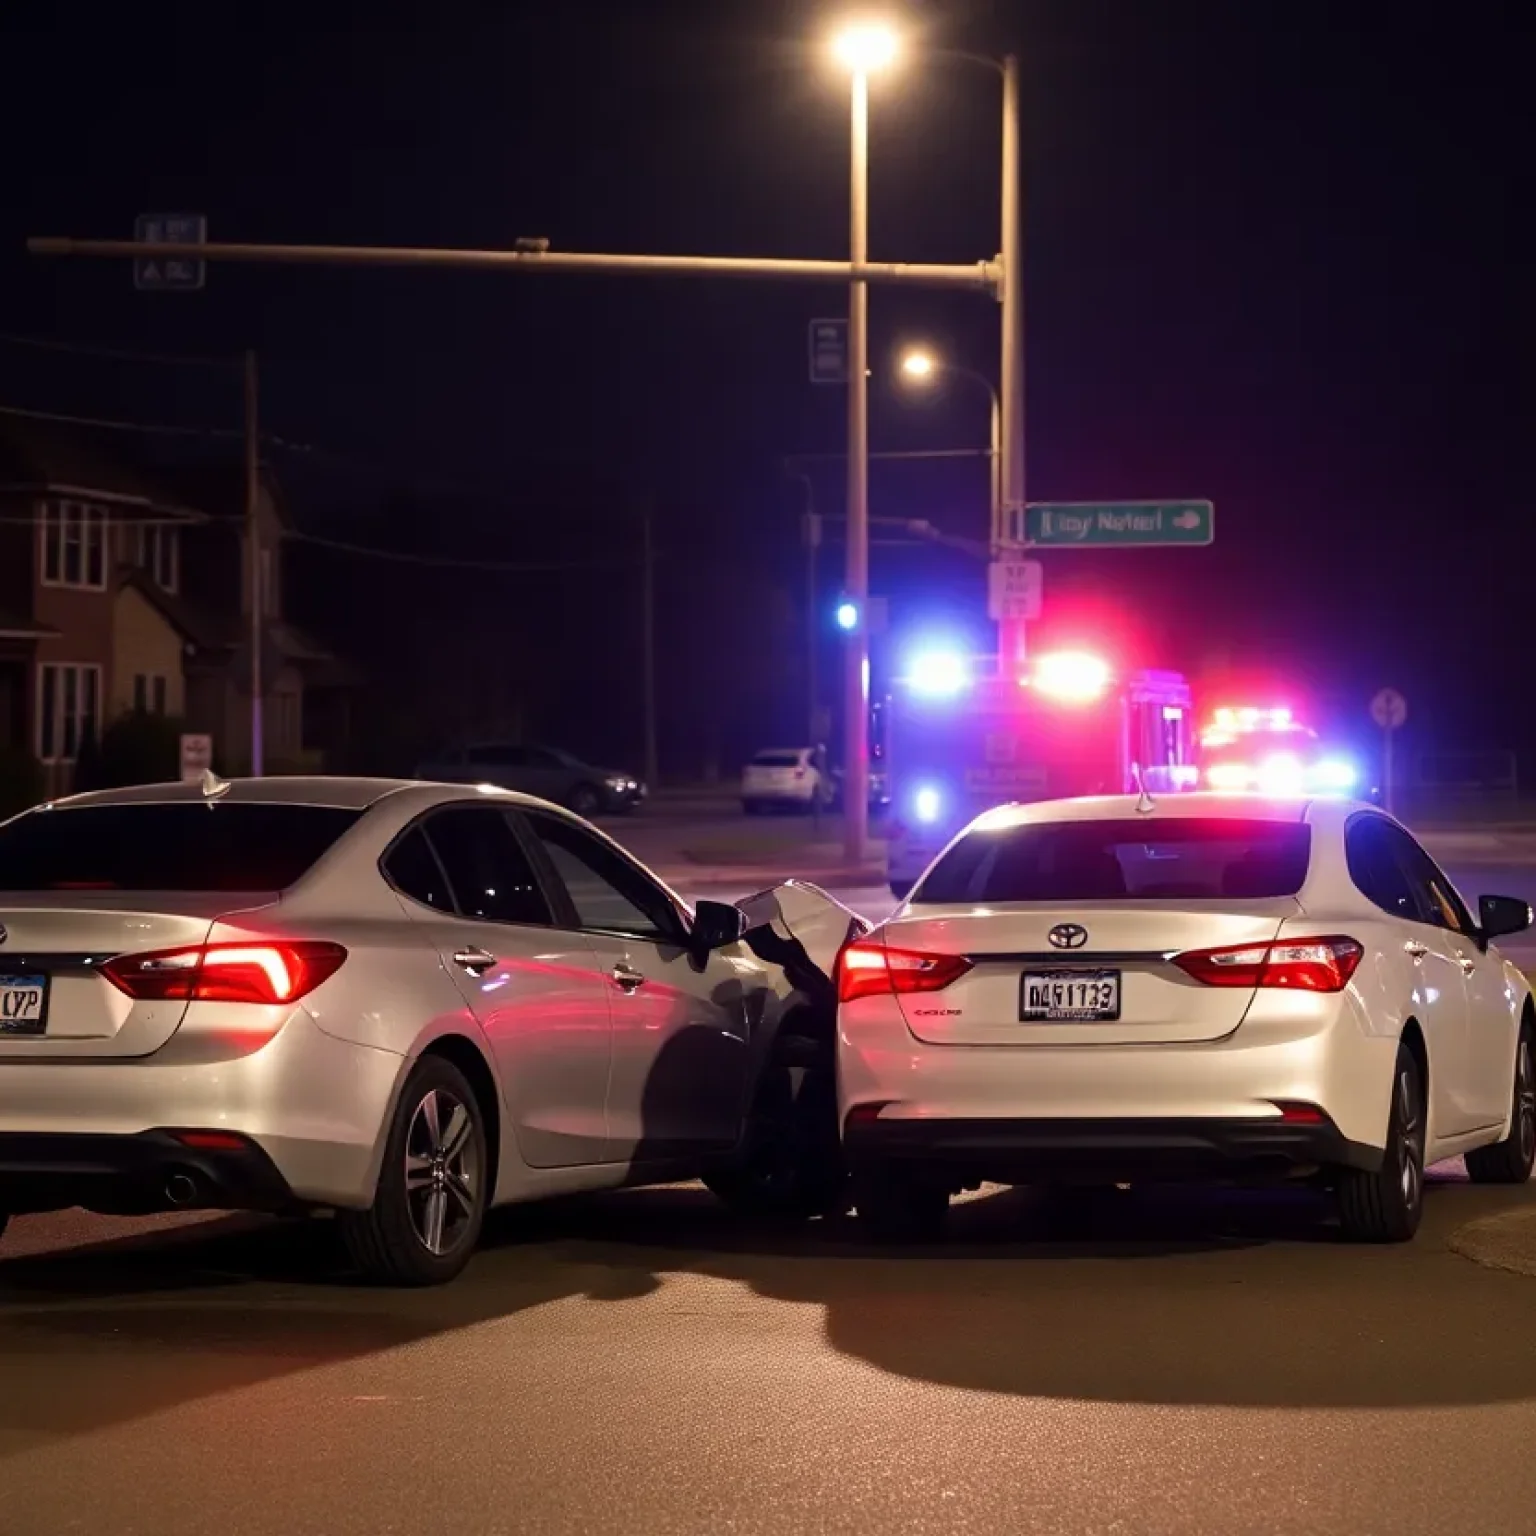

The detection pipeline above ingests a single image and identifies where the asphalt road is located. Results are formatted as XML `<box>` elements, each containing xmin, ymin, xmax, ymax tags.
<box><xmin>8</xmin><ymin>805</ymin><xmax>1536</xmax><ymax>1535</ymax></box>
<box><xmin>6</xmin><ymin>1173</ymin><xmax>1536</xmax><ymax>1536</ymax></box>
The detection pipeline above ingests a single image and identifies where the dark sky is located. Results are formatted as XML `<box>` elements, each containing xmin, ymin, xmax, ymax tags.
<box><xmin>0</xmin><ymin>0</ymin><xmax>1529</xmax><ymax>771</ymax></box>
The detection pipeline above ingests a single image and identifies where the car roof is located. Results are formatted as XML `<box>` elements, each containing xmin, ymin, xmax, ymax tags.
<box><xmin>970</xmin><ymin>792</ymin><xmax>1372</xmax><ymax>831</ymax></box>
<box><xmin>47</xmin><ymin>776</ymin><xmax>550</xmax><ymax>813</ymax></box>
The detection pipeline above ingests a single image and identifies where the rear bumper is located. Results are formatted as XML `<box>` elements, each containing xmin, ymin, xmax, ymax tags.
<box><xmin>844</xmin><ymin>1113</ymin><xmax>1380</xmax><ymax>1185</ymax></box>
<box><xmin>0</xmin><ymin>1129</ymin><xmax>294</xmax><ymax>1216</ymax></box>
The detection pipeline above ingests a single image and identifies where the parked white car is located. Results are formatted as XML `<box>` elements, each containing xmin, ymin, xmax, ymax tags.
<box><xmin>836</xmin><ymin>793</ymin><xmax>1535</xmax><ymax>1244</ymax></box>
<box><xmin>0</xmin><ymin>778</ymin><xmax>864</xmax><ymax>1284</ymax></box>
<box><xmin>741</xmin><ymin>748</ymin><xmax>830</xmax><ymax>814</ymax></box>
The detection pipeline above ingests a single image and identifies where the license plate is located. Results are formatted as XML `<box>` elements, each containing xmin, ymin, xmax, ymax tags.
<box><xmin>1021</xmin><ymin>969</ymin><xmax>1120</xmax><ymax>1022</ymax></box>
<box><xmin>0</xmin><ymin>974</ymin><xmax>48</xmax><ymax>1036</ymax></box>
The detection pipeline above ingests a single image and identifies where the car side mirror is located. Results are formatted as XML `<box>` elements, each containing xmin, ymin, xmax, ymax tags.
<box><xmin>1478</xmin><ymin>893</ymin><xmax>1533</xmax><ymax>944</ymax></box>
<box><xmin>692</xmin><ymin>899</ymin><xmax>748</xmax><ymax>952</ymax></box>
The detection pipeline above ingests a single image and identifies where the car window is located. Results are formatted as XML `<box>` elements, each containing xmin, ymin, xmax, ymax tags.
<box><xmin>423</xmin><ymin>808</ymin><xmax>553</xmax><ymax>926</ymax></box>
<box><xmin>1345</xmin><ymin>818</ymin><xmax>1422</xmax><ymax>922</ymax></box>
<box><xmin>0</xmin><ymin>803</ymin><xmax>359</xmax><ymax>891</ymax></box>
<box><xmin>915</xmin><ymin>818</ymin><xmax>1311</xmax><ymax>904</ymax></box>
<box><xmin>752</xmin><ymin>752</ymin><xmax>804</xmax><ymax>768</ymax></box>
<box><xmin>465</xmin><ymin>745</ymin><xmax>526</xmax><ymax>768</ymax></box>
<box><xmin>524</xmin><ymin>812</ymin><xmax>684</xmax><ymax>942</ymax></box>
<box><xmin>1382</xmin><ymin>822</ymin><xmax>1476</xmax><ymax>935</ymax></box>
<box><xmin>526</xmin><ymin>747</ymin><xmax>566</xmax><ymax>769</ymax></box>
<box><xmin>382</xmin><ymin>826</ymin><xmax>455</xmax><ymax>912</ymax></box>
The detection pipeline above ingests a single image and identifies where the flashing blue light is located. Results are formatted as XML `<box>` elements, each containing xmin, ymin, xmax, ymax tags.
<box><xmin>835</xmin><ymin>600</ymin><xmax>859</xmax><ymax>632</ymax></box>
<box><xmin>913</xmin><ymin>784</ymin><xmax>944</xmax><ymax>824</ymax></box>
<box><xmin>907</xmin><ymin>649</ymin><xmax>970</xmax><ymax>697</ymax></box>
<box><xmin>1312</xmin><ymin>757</ymin><xmax>1359</xmax><ymax>792</ymax></box>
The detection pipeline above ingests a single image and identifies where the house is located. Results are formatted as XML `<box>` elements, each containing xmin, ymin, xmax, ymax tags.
<box><xmin>0</xmin><ymin>415</ymin><xmax>356</xmax><ymax>791</ymax></box>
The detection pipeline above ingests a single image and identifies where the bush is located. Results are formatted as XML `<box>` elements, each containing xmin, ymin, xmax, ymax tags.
<box><xmin>76</xmin><ymin>710</ymin><xmax>185</xmax><ymax>791</ymax></box>
<box><xmin>0</xmin><ymin>742</ymin><xmax>44</xmax><ymax>820</ymax></box>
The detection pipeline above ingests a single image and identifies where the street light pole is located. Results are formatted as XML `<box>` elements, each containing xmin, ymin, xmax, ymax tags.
<box><xmin>997</xmin><ymin>52</ymin><xmax>1026</xmax><ymax>670</ymax></box>
<box><xmin>844</xmin><ymin>65</ymin><xmax>871</xmax><ymax>866</ymax></box>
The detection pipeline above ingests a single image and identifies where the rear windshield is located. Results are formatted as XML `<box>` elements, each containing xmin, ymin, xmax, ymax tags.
<box><xmin>915</xmin><ymin>818</ymin><xmax>1312</xmax><ymax>904</ymax></box>
<box><xmin>751</xmin><ymin>753</ymin><xmax>803</xmax><ymax>768</ymax></box>
<box><xmin>0</xmin><ymin>804</ymin><xmax>361</xmax><ymax>891</ymax></box>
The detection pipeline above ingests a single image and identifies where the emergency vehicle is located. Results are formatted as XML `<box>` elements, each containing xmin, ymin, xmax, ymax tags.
<box><xmin>884</xmin><ymin>648</ymin><xmax>1197</xmax><ymax>897</ymax></box>
<box><xmin>1196</xmin><ymin>706</ymin><xmax>1360</xmax><ymax>796</ymax></box>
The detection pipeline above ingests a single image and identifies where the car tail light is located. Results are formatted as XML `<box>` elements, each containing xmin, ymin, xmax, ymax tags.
<box><xmin>101</xmin><ymin>942</ymin><xmax>348</xmax><ymax>1005</ymax></box>
<box><xmin>1174</xmin><ymin>936</ymin><xmax>1363</xmax><ymax>993</ymax></box>
<box><xmin>170</xmin><ymin>1129</ymin><xmax>253</xmax><ymax>1151</ymax></box>
<box><xmin>1269</xmin><ymin>1101</ymin><xmax>1330</xmax><ymax>1125</ymax></box>
<box><xmin>837</xmin><ymin>939</ymin><xmax>972</xmax><ymax>1003</ymax></box>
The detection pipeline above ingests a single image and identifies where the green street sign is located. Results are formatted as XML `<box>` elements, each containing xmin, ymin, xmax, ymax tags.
<box><xmin>1024</xmin><ymin>500</ymin><xmax>1214</xmax><ymax>547</ymax></box>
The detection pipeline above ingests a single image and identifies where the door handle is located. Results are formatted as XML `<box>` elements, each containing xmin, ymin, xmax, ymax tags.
<box><xmin>453</xmin><ymin>948</ymin><xmax>497</xmax><ymax>977</ymax></box>
<box><xmin>1404</xmin><ymin>940</ymin><xmax>1429</xmax><ymax>959</ymax></box>
<box><xmin>611</xmin><ymin>963</ymin><xmax>646</xmax><ymax>992</ymax></box>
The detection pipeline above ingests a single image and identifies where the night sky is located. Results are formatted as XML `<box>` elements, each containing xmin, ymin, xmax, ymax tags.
<box><xmin>0</xmin><ymin>0</ymin><xmax>1527</xmax><ymax>777</ymax></box>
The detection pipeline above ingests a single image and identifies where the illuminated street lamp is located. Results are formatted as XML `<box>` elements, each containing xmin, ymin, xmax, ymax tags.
<box><xmin>830</xmin><ymin>17</ymin><xmax>899</xmax><ymax>864</ymax></box>
<box><xmin>898</xmin><ymin>346</ymin><xmax>1002</xmax><ymax>546</ymax></box>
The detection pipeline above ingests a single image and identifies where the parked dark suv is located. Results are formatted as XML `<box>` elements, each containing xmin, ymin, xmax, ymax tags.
<box><xmin>414</xmin><ymin>743</ymin><xmax>646</xmax><ymax>816</ymax></box>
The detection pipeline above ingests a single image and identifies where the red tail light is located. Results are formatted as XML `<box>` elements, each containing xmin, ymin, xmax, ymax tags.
<box><xmin>102</xmin><ymin>942</ymin><xmax>347</xmax><ymax>1005</ymax></box>
<box><xmin>837</xmin><ymin>939</ymin><xmax>972</xmax><ymax>1004</ymax></box>
<box><xmin>1174</xmin><ymin>936</ymin><xmax>1363</xmax><ymax>993</ymax></box>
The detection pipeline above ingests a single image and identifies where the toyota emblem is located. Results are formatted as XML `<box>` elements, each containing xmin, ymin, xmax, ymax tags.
<box><xmin>1048</xmin><ymin>923</ymin><xmax>1088</xmax><ymax>950</ymax></box>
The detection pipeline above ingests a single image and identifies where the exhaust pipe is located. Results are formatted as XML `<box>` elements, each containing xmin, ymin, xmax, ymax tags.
<box><xmin>165</xmin><ymin>1173</ymin><xmax>199</xmax><ymax>1208</ymax></box>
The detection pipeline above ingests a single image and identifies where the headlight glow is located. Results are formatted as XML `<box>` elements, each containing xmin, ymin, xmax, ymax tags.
<box><xmin>907</xmin><ymin>650</ymin><xmax>970</xmax><ymax>697</ymax></box>
<box><xmin>913</xmin><ymin>784</ymin><xmax>943</xmax><ymax>824</ymax></box>
<box><xmin>1311</xmin><ymin>758</ymin><xmax>1358</xmax><ymax>792</ymax></box>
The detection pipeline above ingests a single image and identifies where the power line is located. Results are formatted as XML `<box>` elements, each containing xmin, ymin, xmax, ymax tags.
<box><xmin>0</xmin><ymin>332</ymin><xmax>233</xmax><ymax>369</ymax></box>
<box><xmin>0</xmin><ymin>402</ymin><xmax>240</xmax><ymax>439</ymax></box>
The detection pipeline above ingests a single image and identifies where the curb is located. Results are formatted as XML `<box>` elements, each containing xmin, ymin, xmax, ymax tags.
<box><xmin>1447</xmin><ymin>1207</ymin><xmax>1536</xmax><ymax>1278</ymax></box>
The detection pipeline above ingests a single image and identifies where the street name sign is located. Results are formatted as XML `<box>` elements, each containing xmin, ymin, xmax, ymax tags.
<box><xmin>1024</xmin><ymin>500</ymin><xmax>1214</xmax><ymax>547</ymax></box>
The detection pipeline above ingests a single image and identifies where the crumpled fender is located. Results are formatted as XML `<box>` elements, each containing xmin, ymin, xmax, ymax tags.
<box><xmin>735</xmin><ymin>879</ymin><xmax>870</xmax><ymax>1010</ymax></box>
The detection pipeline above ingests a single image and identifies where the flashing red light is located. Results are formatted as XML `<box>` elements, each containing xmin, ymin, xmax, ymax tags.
<box><xmin>102</xmin><ymin>941</ymin><xmax>347</xmax><ymax>1005</ymax></box>
<box><xmin>1028</xmin><ymin>650</ymin><xmax>1111</xmax><ymax>703</ymax></box>
<box><xmin>1174</xmin><ymin>936</ymin><xmax>1363</xmax><ymax>993</ymax></box>
<box><xmin>837</xmin><ymin>939</ymin><xmax>973</xmax><ymax>1004</ymax></box>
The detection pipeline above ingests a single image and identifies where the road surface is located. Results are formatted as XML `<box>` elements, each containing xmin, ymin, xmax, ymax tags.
<box><xmin>6</xmin><ymin>1174</ymin><xmax>1536</xmax><ymax>1536</ymax></box>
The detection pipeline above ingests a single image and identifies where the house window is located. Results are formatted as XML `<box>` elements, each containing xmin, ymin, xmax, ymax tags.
<box><xmin>40</xmin><ymin>502</ymin><xmax>108</xmax><ymax>590</ymax></box>
<box><xmin>37</xmin><ymin>663</ymin><xmax>102</xmax><ymax>762</ymax></box>
<box><xmin>133</xmin><ymin>674</ymin><xmax>169</xmax><ymax>715</ymax></box>
<box><xmin>135</xmin><ymin>522</ymin><xmax>179</xmax><ymax>592</ymax></box>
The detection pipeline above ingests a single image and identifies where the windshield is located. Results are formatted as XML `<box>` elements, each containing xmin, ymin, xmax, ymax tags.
<box><xmin>0</xmin><ymin>803</ymin><xmax>362</xmax><ymax>891</ymax></box>
<box><xmin>915</xmin><ymin>817</ymin><xmax>1312</xmax><ymax>904</ymax></box>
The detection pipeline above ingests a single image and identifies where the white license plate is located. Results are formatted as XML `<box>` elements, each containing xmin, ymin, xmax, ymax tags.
<box><xmin>0</xmin><ymin>975</ymin><xmax>48</xmax><ymax>1036</ymax></box>
<box><xmin>1021</xmin><ymin>970</ymin><xmax>1120</xmax><ymax>1022</ymax></box>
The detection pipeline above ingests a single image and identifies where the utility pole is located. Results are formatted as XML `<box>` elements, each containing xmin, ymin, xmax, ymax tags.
<box><xmin>244</xmin><ymin>348</ymin><xmax>263</xmax><ymax>777</ymax></box>
<box><xmin>640</xmin><ymin>502</ymin><xmax>658</xmax><ymax>791</ymax></box>
<box><xmin>996</xmin><ymin>52</ymin><xmax>1027</xmax><ymax>672</ymax></box>
<box><xmin>843</xmin><ymin>65</ymin><xmax>872</xmax><ymax>866</ymax></box>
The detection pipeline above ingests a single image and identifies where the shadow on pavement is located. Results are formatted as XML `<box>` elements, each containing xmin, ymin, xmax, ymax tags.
<box><xmin>3</xmin><ymin>1170</ymin><xmax>1536</xmax><ymax>1454</ymax></box>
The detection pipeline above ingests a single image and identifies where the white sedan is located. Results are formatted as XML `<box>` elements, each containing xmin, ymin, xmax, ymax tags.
<box><xmin>836</xmin><ymin>793</ymin><xmax>1535</xmax><ymax>1243</ymax></box>
<box><xmin>0</xmin><ymin>777</ymin><xmax>862</xmax><ymax>1284</ymax></box>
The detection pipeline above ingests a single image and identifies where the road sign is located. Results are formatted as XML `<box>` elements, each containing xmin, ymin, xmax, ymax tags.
<box><xmin>179</xmin><ymin>733</ymin><xmax>213</xmax><ymax>784</ymax></box>
<box><xmin>1371</xmin><ymin>688</ymin><xmax>1407</xmax><ymax>731</ymax></box>
<box><xmin>987</xmin><ymin>556</ymin><xmax>1043</xmax><ymax>621</ymax></box>
<box><xmin>135</xmin><ymin>213</ymin><xmax>207</xmax><ymax>291</ymax></box>
<box><xmin>808</xmin><ymin>318</ymin><xmax>848</xmax><ymax>384</ymax></box>
<box><xmin>1023</xmin><ymin>500</ymin><xmax>1214</xmax><ymax>547</ymax></box>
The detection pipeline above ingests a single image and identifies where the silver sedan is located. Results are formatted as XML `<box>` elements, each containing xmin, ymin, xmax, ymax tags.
<box><xmin>0</xmin><ymin>777</ymin><xmax>861</xmax><ymax>1283</ymax></box>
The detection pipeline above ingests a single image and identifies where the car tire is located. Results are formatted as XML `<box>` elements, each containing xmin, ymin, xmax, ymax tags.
<box><xmin>1337</xmin><ymin>1043</ymin><xmax>1425</xmax><ymax>1243</ymax></box>
<box><xmin>338</xmin><ymin>1056</ymin><xmax>489</xmax><ymax>1286</ymax></box>
<box><xmin>567</xmin><ymin>784</ymin><xmax>603</xmax><ymax>818</ymax></box>
<box><xmin>888</xmin><ymin>880</ymin><xmax>913</xmax><ymax>901</ymax></box>
<box><xmin>1465</xmin><ymin>1021</ymin><xmax>1536</xmax><ymax>1184</ymax></box>
<box><xmin>853</xmin><ymin>1163</ymin><xmax>949</xmax><ymax>1243</ymax></box>
<box><xmin>703</xmin><ymin>1035</ymin><xmax>847</xmax><ymax>1222</ymax></box>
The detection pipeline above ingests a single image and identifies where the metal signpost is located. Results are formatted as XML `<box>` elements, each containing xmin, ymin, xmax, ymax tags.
<box><xmin>1371</xmin><ymin>687</ymin><xmax>1407</xmax><ymax>814</ymax></box>
<box><xmin>1022</xmin><ymin>500</ymin><xmax>1215</xmax><ymax>548</ymax></box>
<box><xmin>133</xmin><ymin>214</ymin><xmax>207</xmax><ymax>291</ymax></box>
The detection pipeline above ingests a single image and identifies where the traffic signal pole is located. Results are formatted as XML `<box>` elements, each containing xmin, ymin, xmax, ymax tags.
<box><xmin>996</xmin><ymin>52</ymin><xmax>1027</xmax><ymax>674</ymax></box>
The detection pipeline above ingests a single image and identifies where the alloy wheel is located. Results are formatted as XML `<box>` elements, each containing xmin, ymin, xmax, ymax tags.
<box><xmin>404</xmin><ymin>1087</ymin><xmax>480</xmax><ymax>1256</ymax></box>
<box><xmin>1397</xmin><ymin>1064</ymin><xmax>1425</xmax><ymax>1210</ymax></box>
